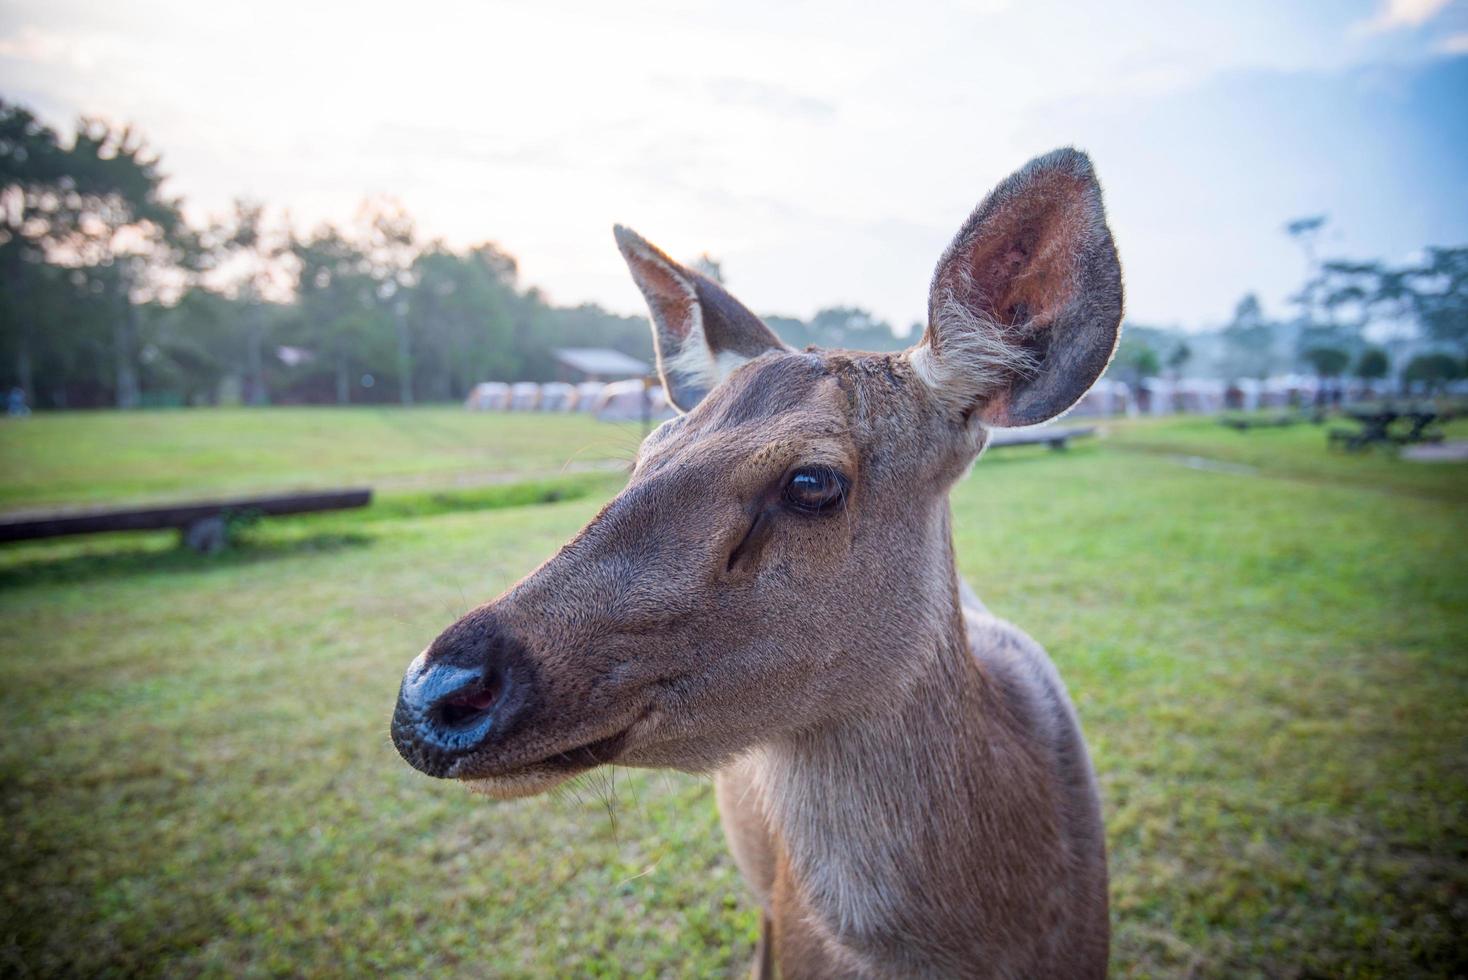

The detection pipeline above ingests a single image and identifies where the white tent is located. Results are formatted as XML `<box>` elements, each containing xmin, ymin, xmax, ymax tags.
<box><xmin>1139</xmin><ymin>378</ymin><xmax>1173</xmax><ymax>415</ymax></box>
<box><xmin>1261</xmin><ymin>374</ymin><xmax>1316</xmax><ymax>408</ymax></box>
<box><xmin>593</xmin><ymin>379</ymin><xmax>676</xmax><ymax>422</ymax></box>
<box><xmin>1070</xmin><ymin>379</ymin><xmax>1133</xmax><ymax>417</ymax></box>
<box><xmin>538</xmin><ymin>382</ymin><xmax>576</xmax><ymax>412</ymax></box>
<box><xmin>464</xmin><ymin>382</ymin><xmax>510</xmax><ymax>411</ymax></box>
<box><xmin>574</xmin><ymin>381</ymin><xmax>605</xmax><ymax>412</ymax></box>
<box><xmin>509</xmin><ymin>382</ymin><xmax>541</xmax><ymax>411</ymax></box>
<box><xmin>1174</xmin><ymin>378</ymin><xmax>1226</xmax><ymax>414</ymax></box>
<box><xmin>1228</xmin><ymin>378</ymin><xmax>1262</xmax><ymax>412</ymax></box>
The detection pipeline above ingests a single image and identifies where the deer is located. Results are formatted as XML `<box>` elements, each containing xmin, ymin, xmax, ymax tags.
<box><xmin>391</xmin><ymin>147</ymin><xmax>1122</xmax><ymax>978</ymax></box>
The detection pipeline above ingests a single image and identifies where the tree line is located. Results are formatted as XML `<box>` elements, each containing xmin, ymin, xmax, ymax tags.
<box><xmin>0</xmin><ymin>98</ymin><xmax>912</xmax><ymax>410</ymax></box>
<box><xmin>4</xmin><ymin>95</ymin><xmax>1462</xmax><ymax>410</ymax></box>
<box><xmin>1108</xmin><ymin>215</ymin><xmax>1467</xmax><ymax>393</ymax></box>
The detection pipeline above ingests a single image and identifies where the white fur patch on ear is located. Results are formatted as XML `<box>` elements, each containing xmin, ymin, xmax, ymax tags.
<box><xmin>906</xmin><ymin>286</ymin><xmax>1040</xmax><ymax>419</ymax></box>
<box><xmin>615</xmin><ymin>223</ymin><xmax>783</xmax><ymax>412</ymax></box>
<box><xmin>659</xmin><ymin>303</ymin><xmax>710</xmax><ymax>389</ymax></box>
<box><xmin>664</xmin><ymin>342</ymin><xmax>753</xmax><ymax>397</ymax></box>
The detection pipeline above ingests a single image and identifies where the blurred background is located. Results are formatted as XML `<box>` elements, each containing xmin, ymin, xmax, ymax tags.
<box><xmin>1</xmin><ymin>1</ymin><xmax>1464</xmax><ymax>976</ymax></box>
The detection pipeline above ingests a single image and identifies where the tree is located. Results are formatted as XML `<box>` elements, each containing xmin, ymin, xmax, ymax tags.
<box><xmin>763</xmin><ymin>315</ymin><xmax>806</xmax><ymax>346</ymax></box>
<box><xmin>1314</xmin><ymin>259</ymin><xmax>1417</xmax><ymax>346</ymax></box>
<box><xmin>1354</xmin><ymin>347</ymin><xmax>1389</xmax><ymax>381</ymax></box>
<box><xmin>135</xmin><ymin>287</ymin><xmax>241</xmax><ymax>405</ymax></box>
<box><xmin>1402</xmin><ymin>353</ymin><xmax>1463</xmax><ymax>393</ymax></box>
<box><xmin>1309</xmin><ymin>248</ymin><xmax>1468</xmax><ymax>389</ymax></box>
<box><xmin>690</xmin><ymin>253</ymin><xmax>724</xmax><ymax>285</ymax></box>
<box><xmin>409</xmin><ymin>243</ymin><xmax>521</xmax><ymax>398</ymax></box>
<box><xmin>1302</xmin><ymin>346</ymin><xmax>1349</xmax><ymax>378</ymax></box>
<box><xmin>773</xmin><ymin>306</ymin><xmax>907</xmax><ymax>351</ymax></box>
<box><xmin>195</xmin><ymin>200</ymin><xmax>293</xmax><ymax>404</ymax></box>
<box><xmin>356</xmin><ymin>199</ymin><xmax>420</xmax><ymax>404</ymax></box>
<box><xmin>1110</xmin><ymin>335</ymin><xmax>1160</xmax><ymax>388</ymax></box>
<box><xmin>1285</xmin><ymin>215</ymin><xmax>1327</xmax><ymax>325</ymax></box>
<box><xmin>1410</xmin><ymin>246</ymin><xmax>1468</xmax><ymax>355</ymax></box>
<box><xmin>0</xmin><ymin>100</ymin><xmax>72</xmax><ymax>401</ymax></box>
<box><xmin>1221</xmin><ymin>294</ymin><xmax>1276</xmax><ymax>380</ymax></box>
<box><xmin>46</xmin><ymin>118</ymin><xmax>188</xmax><ymax>407</ymax></box>
<box><xmin>1166</xmin><ymin>340</ymin><xmax>1191</xmax><ymax>378</ymax></box>
<box><xmin>518</xmin><ymin>300</ymin><xmax>653</xmax><ymax>381</ymax></box>
<box><xmin>1284</xmin><ymin>215</ymin><xmax>1327</xmax><ymax>264</ymax></box>
<box><xmin>292</xmin><ymin>224</ymin><xmax>391</xmax><ymax>404</ymax></box>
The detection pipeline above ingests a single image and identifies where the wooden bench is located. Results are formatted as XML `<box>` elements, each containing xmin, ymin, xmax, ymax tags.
<box><xmin>987</xmin><ymin>425</ymin><xmax>1096</xmax><ymax>451</ymax></box>
<box><xmin>0</xmin><ymin>489</ymin><xmax>373</xmax><ymax>553</ymax></box>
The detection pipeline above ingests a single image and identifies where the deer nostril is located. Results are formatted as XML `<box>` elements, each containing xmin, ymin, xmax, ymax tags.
<box><xmin>393</xmin><ymin>623</ymin><xmax>538</xmax><ymax>774</ymax></box>
<box><xmin>434</xmin><ymin>671</ymin><xmax>503</xmax><ymax>729</ymax></box>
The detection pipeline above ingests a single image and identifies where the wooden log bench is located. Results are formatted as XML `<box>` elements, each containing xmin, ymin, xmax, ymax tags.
<box><xmin>0</xmin><ymin>489</ymin><xmax>373</xmax><ymax>553</ymax></box>
<box><xmin>987</xmin><ymin>425</ymin><xmax>1096</xmax><ymax>451</ymax></box>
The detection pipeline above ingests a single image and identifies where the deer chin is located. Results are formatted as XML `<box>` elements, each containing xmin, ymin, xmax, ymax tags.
<box><xmin>462</xmin><ymin>767</ymin><xmax>581</xmax><ymax>800</ymax></box>
<box><xmin>454</xmin><ymin>715</ymin><xmax>646</xmax><ymax>798</ymax></box>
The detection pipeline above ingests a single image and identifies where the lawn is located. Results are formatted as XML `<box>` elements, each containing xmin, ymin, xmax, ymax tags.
<box><xmin>0</xmin><ymin>407</ymin><xmax>644</xmax><ymax>512</ymax></box>
<box><xmin>1</xmin><ymin>408</ymin><xmax>1465</xmax><ymax>977</ymax></box>
<box><xmin>1107</xmin><ymin>413</ymin><xmax>1468</xmax><ymax>504</ymax></box>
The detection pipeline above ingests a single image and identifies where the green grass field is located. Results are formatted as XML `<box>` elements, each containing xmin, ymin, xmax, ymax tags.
<box><xmin>0</xmin><ymin>407</ymin><xmax>643</xmax><ymax>511</ymax></box>
<box><xmin>1</xmin><ymin>409</ymin><xmax>1465</xmax><ymax>977</ymax></box>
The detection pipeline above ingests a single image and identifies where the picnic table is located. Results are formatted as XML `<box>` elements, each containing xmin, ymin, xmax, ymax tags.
<box><xmin>1328</xmin><ymin>409</ymin><xmax>1448</xmax><ymax>453</ymax></box>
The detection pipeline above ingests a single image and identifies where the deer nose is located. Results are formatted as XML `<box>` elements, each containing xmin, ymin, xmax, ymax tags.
<box><xmin>390</xmin><ymin>616</ymin><xmax>533</xmax><ymax>777</ymax></box>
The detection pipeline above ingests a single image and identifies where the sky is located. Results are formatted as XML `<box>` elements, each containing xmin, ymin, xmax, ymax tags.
<box><xmin>2</xmin><ymin>0</ymin><xmax>1466</xmax><ymax>333</ymax></box>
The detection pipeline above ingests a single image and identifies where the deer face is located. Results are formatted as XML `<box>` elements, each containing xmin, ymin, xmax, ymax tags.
<box><xmin>391</xmin><ymin>148</ymin><xmax>1123</xmax><ymax>798</ymax></box>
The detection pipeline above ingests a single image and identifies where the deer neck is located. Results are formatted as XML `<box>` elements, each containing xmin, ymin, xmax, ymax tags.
<box><xmin>753</xmin><ymin>502</ymin><xmax>1062</xmax><ymax>963</ymax></box>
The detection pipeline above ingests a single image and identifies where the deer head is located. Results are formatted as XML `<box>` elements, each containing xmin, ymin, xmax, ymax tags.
<box><xmin>391</xmin><ymin>147</ymin><xmax>1123</xmax><ymax>798</ymax></box>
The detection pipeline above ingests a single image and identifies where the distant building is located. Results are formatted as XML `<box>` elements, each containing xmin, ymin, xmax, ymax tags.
<box><xmin>551</xmin><ymin>348</ymin><xmax>650</xmax><ymax>382</ymax></box>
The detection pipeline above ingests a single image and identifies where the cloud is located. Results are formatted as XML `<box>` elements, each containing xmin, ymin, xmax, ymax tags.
<box><xmin>1351</xmin><ymin>0</ymin><xmax>1454</xmax><ymax>35</ymax></box>
<box><xmin>1436</xmin><ymin>30</ymin><xmax>1468</xmax><ymax>51</ymax></box>
<box><xmin>4</xmin><ymin>0</ymin><xmax>1463</xmax><ymax>329</ymax></box>
<box><xmin>701</xmin><ymin>78</ymin><xmax>836</xmax><ymax>121</ymax></box>
<box><xmin>0</xmin><ymin>25</ymin><xmax>93</xmax><ymax>68</ymax></box>
<box><xmin>1025</xmin><ymin>54</ymin><xmax>1468</xmax><ymax>328</ymax></box>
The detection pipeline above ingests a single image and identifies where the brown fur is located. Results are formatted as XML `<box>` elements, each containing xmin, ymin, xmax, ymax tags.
<box><xmin>392</xmin><ymin>147</ymin><xmax>1125</xmax><ymax>977</ymax></box>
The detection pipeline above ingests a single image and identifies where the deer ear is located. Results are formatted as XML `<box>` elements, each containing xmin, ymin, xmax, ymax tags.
<box><xmin>614</xmin><ymin>225</ymin><xmax>788</xmax><ymax>412</ymax></box>
<box><xmin>910</xmin><ymin>147</ymin><xmax>1123</xmax><ymax>428</ymax></box>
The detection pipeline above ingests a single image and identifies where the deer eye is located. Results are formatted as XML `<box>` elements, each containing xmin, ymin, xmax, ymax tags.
<box><xmin>782</xmin><ymin>466</ymin><xmax>847</xmax><ymax>513</ymax></box>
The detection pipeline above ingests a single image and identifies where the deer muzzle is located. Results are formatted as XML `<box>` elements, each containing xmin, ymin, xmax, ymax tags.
<box><xmin>389</xmin><ymin>610</ymin><xmax>538</xmax><ymax>779</ymax></box>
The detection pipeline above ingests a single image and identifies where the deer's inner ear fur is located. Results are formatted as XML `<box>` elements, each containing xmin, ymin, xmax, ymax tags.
<box><xmin>614</xmin><ymin>225</ymin><xmax>787</xmax><ymax>413</ymax></box>
<box><xmin>911</xmin><ymin>147</ymin><xmax>1124</xmax><ymax>428</ymax></box>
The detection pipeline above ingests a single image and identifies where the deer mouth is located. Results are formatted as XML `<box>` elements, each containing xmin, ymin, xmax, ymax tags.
<box><xmin>455</xmin><ymin>725</ymin><xmax>636</xmax><ymax>798</ymax></box>
<box><xmin>390</xmin><ymin>639</ymin><xmax>658</xmax><ymax>796</ymax></box>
